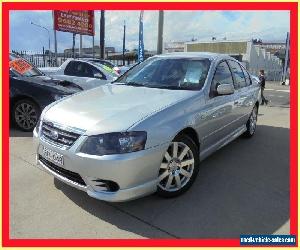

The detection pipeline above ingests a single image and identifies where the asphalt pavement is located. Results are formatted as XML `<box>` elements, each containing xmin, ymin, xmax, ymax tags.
<box><xmin>9</xmin><ymin>82</ymin><xmax>290</xmax><ymax>239</ymax></box>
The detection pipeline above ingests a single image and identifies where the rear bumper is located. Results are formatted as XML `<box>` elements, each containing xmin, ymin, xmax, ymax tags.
<box><xmin>34</xmin><ymin>128</ymin><xmax>168</xmax><ymax>202</ymax></box>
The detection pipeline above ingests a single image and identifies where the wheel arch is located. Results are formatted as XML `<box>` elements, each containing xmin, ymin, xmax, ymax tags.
<box><xmin>174</xmin><ymin>127</ymin><xmax>200</xmax><ymax>151</ymax></box>
<box><xmin>11</xmin><ymin>95</ymin><xmax>41</xmax><ymax>110</ymax></box>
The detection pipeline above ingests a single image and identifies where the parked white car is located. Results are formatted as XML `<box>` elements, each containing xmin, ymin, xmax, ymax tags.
<box><xmin>39</xmin><ymin>58</ymin><xmax>119</xmax><ymax>90</ymax></box>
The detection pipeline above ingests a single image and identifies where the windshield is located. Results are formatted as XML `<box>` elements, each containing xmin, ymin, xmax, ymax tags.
<box><xmin>9</xmin><ymin>54</ymin><xmax>43</xmax><ymax>77</ymax></box>
<box><xmin>114</xmin><ymin>57</ymin><xmax>211</xmax><ymax>90</ymax></box>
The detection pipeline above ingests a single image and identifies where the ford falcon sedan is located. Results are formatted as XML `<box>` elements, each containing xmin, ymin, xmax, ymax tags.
<box><xmin>33</xmin><ymin>52</ymin><xmax>260</xmax><ymax>202</ymax></box>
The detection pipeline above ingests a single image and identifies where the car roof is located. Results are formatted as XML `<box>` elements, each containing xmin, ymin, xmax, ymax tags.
<box><xmin>154</xmin><ymin>52</ymin><xmax>234</xmax><ymax>61</ymax></box>
<box><xmin>76</xmin><ymin>58</ymin><xmax>108</xmax><ymax>62</ymax></box>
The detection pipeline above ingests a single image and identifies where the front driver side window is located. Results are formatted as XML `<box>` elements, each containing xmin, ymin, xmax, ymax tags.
<box><xmin>210</xmin><ymin>61</ymin><xmax>234</xmax><ymax>97</ymax></box>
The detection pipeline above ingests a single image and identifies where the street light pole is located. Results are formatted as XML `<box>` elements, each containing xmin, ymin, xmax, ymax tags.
<box><xmin>100</xmin><ymin>10</ymin><xmax>105</xmax><ymax>59</ymax></box>
<box><xmin>30</xmin><ymin>21</ymin><xmax>51</xmax><ymax>55</ymax></box>
<box><xmin>122</xmin><ymin>20</ymin><xmax>126</xmax><ymax>66</ymax></box>
<box><xmin>157</xmin><ymin>10</ymin><xmax>164</xmax><ymax>55</ymax></box>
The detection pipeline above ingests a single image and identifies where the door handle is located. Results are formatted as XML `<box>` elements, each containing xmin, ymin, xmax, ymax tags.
<box><xmin>234</xmin><ymin>100</ymin><xmax>239</xmax><ymax>105</ymax></box>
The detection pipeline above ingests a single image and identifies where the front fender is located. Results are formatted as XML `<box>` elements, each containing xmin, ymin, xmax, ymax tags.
<box><xmin>130</xmin><ymin>93</ymin><xmax>205</xmax><ymax>149</ymax></box>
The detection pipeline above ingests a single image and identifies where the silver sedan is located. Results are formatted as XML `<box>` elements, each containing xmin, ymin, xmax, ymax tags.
<box><xmin>33</xmin><ymin>52</ymin><xmax>260</xmax><ymax>202</ymax></box>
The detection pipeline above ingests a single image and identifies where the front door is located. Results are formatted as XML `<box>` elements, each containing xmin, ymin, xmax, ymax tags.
<box><xmin>199</xmin><ymin>60</ymin><xmax>238</xmax><ymax>153</ymax></box>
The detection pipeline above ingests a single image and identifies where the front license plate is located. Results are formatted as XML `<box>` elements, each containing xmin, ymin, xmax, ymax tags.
<box><xmin>42</xmin><ymin>146</ymin><xmax>64</xmax><ymax>166</ymax></box>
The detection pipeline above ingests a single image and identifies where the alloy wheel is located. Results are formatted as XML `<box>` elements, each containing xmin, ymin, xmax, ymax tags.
<box><xmin>249</xmin><ymin>107</ymin><xmax>258</xmax><ymax>135</ymax></box>
<box><xmin>158</xmin><ymin>141</ymin><xmax>195</xmax><ymax>192</ymax></box>
<box><xmin>14</xmin><ymin>102</ymin><xmax>38</xmax><ymax>130</ymax></box>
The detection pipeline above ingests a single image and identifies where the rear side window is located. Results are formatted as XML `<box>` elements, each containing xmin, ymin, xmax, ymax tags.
<box><xmin>65</xmin><ymin>61</ymin><xmax>93</xmax><ymax>77</ymax></box>
<box><xmin>210</xmin><ymin>61</ymin><xmax>234</xmax><ymax>97</ymax></box>
<box><xmin>241</xmin><ymin>67</ymin><xmax>252</xmax><ymax>86</ymax></box>
<box><xmin>228</xmin><ymin>60</ymin><xmax>246</xmax><ymax>89</ymax></box>
<box><xmin>90</xmin><ymin>66</ymin><xmax>106</xmax><ymax>80</ymax></box>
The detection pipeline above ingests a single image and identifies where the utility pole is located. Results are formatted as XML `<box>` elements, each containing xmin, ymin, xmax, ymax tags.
<box><xmin>92</xmin><ymin>11</ymin><xmax>95</xmax><ymax>59</ymax></box>
<box><xmin>122</xmin><ymin>20</ymin><xmax>126</xmax><ymax>65</ymax></box>
<box><xmin>92</xmin><ymin>35</ymin><xmax>95</xmax><ymax>58</ymax></box>
<box><xmin>53</xmin><ymin>29</ymin><xmax>57</xmax><ymax>66</ymax></box>
<box><xmin>157</xmin><ymin>10</ymin><xmax>164</xmax><ymax>54</ymax></box>
<box><xmin>52</xmin><ymin>11</ymin><xmax>58</xmax><ymax>66</ymax></box>
<box><xmin>72</xmin><ymin>33</ymin><xmax>76</xmax><ymax>58</ymax></box>
<box><xmin>100</xmin><ymin>10</ymin><xmax>105</xmax><ymax>59</ymax></box>
<box><xmin>79</xmin><ymin>34</ymin><xmax>83</xmax><ymax>58</ymax></box>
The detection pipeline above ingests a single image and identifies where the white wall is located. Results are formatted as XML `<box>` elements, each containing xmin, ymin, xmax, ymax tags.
<box><xmin>247</xmin><ymin>43</ymin><xmax>282</xmax><ymax>81</ymax></box>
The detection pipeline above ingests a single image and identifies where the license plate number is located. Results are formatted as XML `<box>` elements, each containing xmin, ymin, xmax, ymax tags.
<box><xmin>42</xmin><ymin>146</ymin><xmax>64</xmax><ymax>166</ymax></box>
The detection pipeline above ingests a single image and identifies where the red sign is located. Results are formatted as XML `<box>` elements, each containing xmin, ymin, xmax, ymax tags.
<box><xmin>53</xmin><ymin>10</ymin><xmax>94</xmax><ymax>36</ymax></box>
<box><xmin>9</xmin><ymin>58</ymin><xmax>33</xmax><ymax>75</ymax></box>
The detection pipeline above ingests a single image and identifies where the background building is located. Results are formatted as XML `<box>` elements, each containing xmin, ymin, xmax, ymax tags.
<box><xmin>164</xmin><ymin>42</ymin><xmax>185</xmax><ymax>53</ymax></box>
<box><xmin>184</xmin><ymin>40</ymin><xmax>284</xmax><ymax>80</ymax></box>
<box><xmin>64</xmin><ymin>46</ymin><xmax>116</xmax><ymax>57</ymax></box>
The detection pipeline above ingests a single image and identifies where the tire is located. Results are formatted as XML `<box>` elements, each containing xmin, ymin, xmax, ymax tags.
<box><xmin>13</xmin><ymin>99</ymin><xmax>40</xmax><ymax>132</ymax></box>
<box><xmin>243</xmin><ymin>105</ymin><xmax>258</xmax><ymax>138</ymax></box>
<box><xmin>157</xmin><ymin>134</ymin><xmax>200</xmax><ymax>198</ymax></box>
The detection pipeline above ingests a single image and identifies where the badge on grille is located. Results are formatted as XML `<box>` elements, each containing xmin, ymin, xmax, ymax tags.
<box><xmin>49</xmin><ymin>130</ymin><xmax>59</xmax><ymax>140</ymax></box>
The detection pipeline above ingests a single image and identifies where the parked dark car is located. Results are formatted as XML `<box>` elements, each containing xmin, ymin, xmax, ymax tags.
<box><xmin>9</xmin><ymin>53</ymin><xmax>82</xmax><ymax>131</ymax></box>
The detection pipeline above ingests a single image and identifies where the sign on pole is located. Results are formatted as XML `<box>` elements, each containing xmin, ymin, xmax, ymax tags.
<box><xmin>138</xmin><ymin>11</ymin><xmax>145</xmax><ymax>62</ymax></box>
<box><xmin>53</xmin><ymin>10</ymin><xmax>95</xmax><ymax>36</ymax></box>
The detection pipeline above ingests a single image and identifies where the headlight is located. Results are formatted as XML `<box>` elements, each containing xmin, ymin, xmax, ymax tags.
<box><xmin>80</xmin><ymin>131</ymin><xmax>147</xmax><ymax>156</ymax></box>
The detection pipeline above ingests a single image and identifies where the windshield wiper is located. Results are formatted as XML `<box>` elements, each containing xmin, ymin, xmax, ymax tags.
<box><xmin>114</xmin><ymin>81</ymin><xmax>145</xmax><ymax>87</ymax></box>
<box><xmin>147</xmin><ymin>85</ymin><xmax>200</xmax><ymax>90</ymax></box>
<box><xmin>126</xmin><ymin>82</ymin><xmax>145</xmax><ymax>87</ymax></box>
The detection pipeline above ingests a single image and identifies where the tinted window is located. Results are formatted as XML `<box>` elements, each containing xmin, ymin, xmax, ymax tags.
<box><xmin>65</xmin><ymin>61</ymin><xmax>94</xmax><ymax>77</ymax></box>
<box><xmin>90</xmin><ymin>66</ymin><xmax>106</xmax><ymax>79</ymax></box>
<box><xmin>64</xmin><ymin>61</ymin><xmax>78</xmax><ymax>76</ymax></box>
<box><xmin>228</xmin><ymin>60</ymin><xmax>246</xmax><ymax>89</ymax></box>
<box><xmin>210</xmin><ymin>61</ymin><xmax>234</xmax><ymax>97</ymax></box>
<box><xmin>242</xmin><ymin>67</ymin><xmax>252</xmax><ymax>86</ymax></box>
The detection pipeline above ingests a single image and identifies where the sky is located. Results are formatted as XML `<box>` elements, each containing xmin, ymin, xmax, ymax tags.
<box><xmin>10</xmin><ymin>10</ymin><xmax>290</xmax><ymax>53</ymax></box>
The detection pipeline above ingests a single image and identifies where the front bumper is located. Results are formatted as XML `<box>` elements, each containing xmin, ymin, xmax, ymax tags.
<box><xmin>33</xmin><ymin>129</ymin><xmax>168</xmax><ymax>202</ymax></box>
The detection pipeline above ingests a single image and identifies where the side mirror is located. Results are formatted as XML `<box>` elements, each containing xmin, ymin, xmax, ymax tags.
<box><xmin>216</xmin><ymin>83</ymin><xmax>234</xmax><ymax>95</ymax></box>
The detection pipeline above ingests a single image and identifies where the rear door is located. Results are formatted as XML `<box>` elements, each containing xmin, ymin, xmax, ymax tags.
<box><xmin>227</xmin><ymin>60</ymin><xmax>254</xmax><ymax>126</ymax></box>
<box><xmin>201</xmin><ymin>60</ymin><xmax>237</xmax><ymax>151</ymax></box>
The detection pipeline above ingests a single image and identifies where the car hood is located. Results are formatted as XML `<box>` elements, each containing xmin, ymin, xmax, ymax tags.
<box><xmin>23</xmin><ymin>75</ymin><xmax>83</xmax><ymax>93</ymax></box>
<box><xmin>44</xmin><ymin>84</ymin><xmax>196</xmax><ymax>134</ymax></box>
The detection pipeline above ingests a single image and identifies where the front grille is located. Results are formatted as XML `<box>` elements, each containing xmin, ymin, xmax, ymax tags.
<box><xmin>39</xmin><ymin>155</ymin><xmax>86</xmax><ymax>186</ymax></box>
<box><xmin>41</xmin><ymin>121</ymin><xmax>82</xmax><ymax>148</ymax></box>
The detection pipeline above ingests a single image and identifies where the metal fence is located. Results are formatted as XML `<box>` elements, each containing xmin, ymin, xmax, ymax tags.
<box><xmin>11</xmin><ymin>50</ymin><xmax>138</xmax><ymax>68</ymax></box>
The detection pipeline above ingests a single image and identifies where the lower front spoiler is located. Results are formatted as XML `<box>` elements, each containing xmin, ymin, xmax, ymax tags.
<box><xmin>37</xmin><ymin>158</ymin><xmax>158</xmax><ymax>202</ymax></box>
